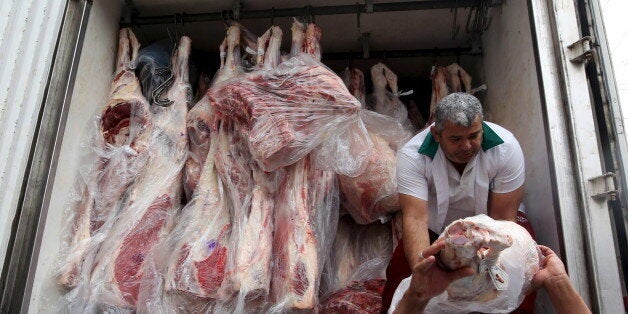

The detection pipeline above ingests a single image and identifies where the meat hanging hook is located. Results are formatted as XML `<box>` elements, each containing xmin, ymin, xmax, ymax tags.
<box><xmin>349</xmin><ymin>50</ymin><xmax>353</xmax><ymax>67</ymax></box>
<box><xmin>221</xmin><ymin>10</ymin><xmax>232</xmax><ymax>27</ymax></box>
<box><xmin>270</xmin><ymin>7</ymin><xmax>275</xmax><ymax>26</ymax></box>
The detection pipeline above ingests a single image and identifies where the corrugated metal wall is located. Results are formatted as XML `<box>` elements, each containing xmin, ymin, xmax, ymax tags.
<box><xmin>0</xmin><ymin>0</ymin><xmax>66</xmax><ymax>274</ymax></box>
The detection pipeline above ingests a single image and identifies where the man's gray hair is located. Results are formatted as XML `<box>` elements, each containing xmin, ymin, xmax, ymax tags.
<box><xmin>433</xmin><ymin>92</ymin><xmax>483</xmax><ymax>131</ymax></box>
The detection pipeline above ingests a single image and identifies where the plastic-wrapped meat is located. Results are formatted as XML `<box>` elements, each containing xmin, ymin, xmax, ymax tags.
<box><xmin>337</xmin><ymin>108</ymin><xmax>410</xmax><ymax>224</ymax></box>
<box><xmin>270</xmin><ymin>158</ymin><xmax>320</xmax><ymax>310</ymax></box>
<box><xmin>209</xmin><ymin>56</ymin><xmax>365</xmax><ymax>173</ymax></box>
<box><xmin>208</xmin><ymin>22</ymin><xmax>367</xmax><ymax>175</ymax></box>
<box><xmin>160</xmin><ymin>130</ymin><xmax>232</xmax><ymax>303</ymax></box>
<box><xmin>184</xmin><ymin>25</ymin><xmax>248</xmax><ymax>199</ymax></box>
<box><xmin>321</xmin><ymin>216</ymin><xmax>392</xmax><ymax>295</ymax></box>
<box><xmin>84</xmin><ymin>35</ymin><xmax>191</xmax><ymax>309</ymax></box>
<box><xmin>427</xmin><ymin>215</ymin><xmax>540</xmax><ymax>313</ymax></box>
<box><xmin>229</xmin><ymin>26</ymin><xmax>283</xmax><ymax>312</ymax></box>
<box><xmin>319</xmin><ymin>279</ymin><xmax>386</xmax><ymax>314</ymax></box>
<box><xmin>58</xmin><ymin>28</ymin><xmax>154</xmax><ymax>289</ymax></box>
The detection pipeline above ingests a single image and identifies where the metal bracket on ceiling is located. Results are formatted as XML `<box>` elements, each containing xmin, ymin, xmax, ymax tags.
<box><xmin>233</xmin><ymin>0</ymin><xmax>244</xmax><ymax>21</ymax></box>
<box><xmin>365</xmin><ymin>0</ymin><xmax>373</xmax><ymax>13</ymax></box>
<box><xmin>588</xmin><ymin>172</ymin><xmax>618</xmax><ymax>201</ymax></box>
<box><xmin>121</xmin><ymin>0</ymin><xmax>139</xmax><ymax>26</ymax></box>
<box><xmin>360</xmin><ymin>32</ymin><xmax>370</xmax><ymax>59</ymax></box>
<box><xmin>568</xmin><ymin>36</ymin><xmax>596</xmax><ymax>64</ymax></box>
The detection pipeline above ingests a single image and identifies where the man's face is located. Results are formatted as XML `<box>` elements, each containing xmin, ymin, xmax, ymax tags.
<box><xmin>431</xmin><ymin>118</ymin><xmax>483</xmax><ymax>165</ymax></box>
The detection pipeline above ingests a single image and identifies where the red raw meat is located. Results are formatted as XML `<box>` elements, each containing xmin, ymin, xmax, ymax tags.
<box><xmin>319</xmin><ymin>279</ymin><xmax>386</xmax><ymax>314</ymax></box>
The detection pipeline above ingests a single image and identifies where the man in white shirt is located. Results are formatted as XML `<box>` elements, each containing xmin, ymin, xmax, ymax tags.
<box><xmin>381</xmin><ymin>93</ymin><xmax>532</xmax><ymax>312</ymax></box>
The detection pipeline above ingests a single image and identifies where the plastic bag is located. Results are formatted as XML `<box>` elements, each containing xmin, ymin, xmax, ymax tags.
<box><xmin>318</xmin><ymin>216</ymin><xmax>392</xmax><ymax>313</ymax></box>
<box><xmin>208</xmin><ymin>53</ymin><xmax>368</xmax><ymax>175</ymax></box>
<box><xmin>390</xmin><ymin>214</ymin><xmax>540</xmax><ymax>313</ymax></box>
<box><xmin>136</xmin><ymin>39</ymin><xmax>174</xmax><ymax>105</ymax></box>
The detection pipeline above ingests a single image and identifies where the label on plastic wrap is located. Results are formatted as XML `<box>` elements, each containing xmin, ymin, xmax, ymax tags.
<box><xmin>479</xmin><ymin>261</ymin><xmax>509</xmax><ymax>291</ymax></box>
<box><xmin>246</xmin><ymin>46</ymin><xmax>258</xmax><ymax>55</ymax></box>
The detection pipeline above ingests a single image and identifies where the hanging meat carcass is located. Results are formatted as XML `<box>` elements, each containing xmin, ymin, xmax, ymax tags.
<box><xmin>58</xmin><ymin>28</ymin><xmax>154</xmax><ymax>289</ymax></box>
<box><xmin>369</xmin><ymin>63</ymin><xmax>415</xmax><ymax>133</ymax></box>
<box><xmin>269</xmin><ymin>22</ymin><xmax>339</xmax><ymax>312</ymax></box>
<box><xmin>184</xmin><ymin>24</ymin><xmax>256</xmax><ymax>199</ymax></box>
<box><xmin>427</xmin><ymin>62</ymin><xmax>473</xmax><ymax>124</ymax></box>
<box><xmin>157</xmin><ymin>27</ymin><xmax>252</xmax><ymax>305</ymax></box>
<box><xmin>208</xmin><ymin>21</ymin><xmax>368</xmax><ymax>175</ymax></box>
<box><xmin>229</xmin><ymin>26</ymin><xmax>282</xmax><ymax>312</ymax></box>
<box><xmin>338</xmin><ymin>66</ymin><xmax>410</xmax><ymax>225</ymax></box>
<box><xmin>86</xmin><ymin>35</ymin><xmax>192</xmax><ymax>309</ymax></box>
<box><xmin>342</xmin><ymin>67</ymin><xmax>366</xmax><ymax>107</ymax></box>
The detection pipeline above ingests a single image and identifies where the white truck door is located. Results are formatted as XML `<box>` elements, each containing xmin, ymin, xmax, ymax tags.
<box><xmin>528</xmin><ymin>0</ymin><xmax>624</xmax><ymax>312</ymax></box>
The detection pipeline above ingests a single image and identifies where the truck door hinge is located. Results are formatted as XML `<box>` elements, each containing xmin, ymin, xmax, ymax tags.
<box><xmin>567</xmin><ymin>36</ymin><xmax>596</xmax><ymax>63</ymax></box>
<box><xmin>588</xmin><ymin>172</ymin><xmax>618</xmax><ymax>201</ymax></box>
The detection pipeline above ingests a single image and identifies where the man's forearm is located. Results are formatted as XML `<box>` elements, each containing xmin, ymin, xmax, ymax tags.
<box><xmin>545</xmin><ymin>275</ymin><xmax>591</xmax><ymax>314</ymax></box>
<box><xmin>402</xmin><ymin>215</ymin><xmax>431</xmax><ymax>267</ymax></box>
<box><xmin>393</xmin><ymin>290</ymin><xmax>429</xmax><ymax>314</ymax></box>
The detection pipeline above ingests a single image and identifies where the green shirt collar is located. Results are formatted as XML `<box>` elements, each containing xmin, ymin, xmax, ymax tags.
<box><xmin>418</xmin><ymin>122</ymin><xmax>504</xmax><ymax>158</ymax></box>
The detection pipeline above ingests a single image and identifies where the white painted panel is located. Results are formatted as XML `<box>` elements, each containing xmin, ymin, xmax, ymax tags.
<box><xmin>482</xmin><ymin>3</ymin><xmax>559</xmax><ymax>310</ymax></box>
<box><xmin>27</xmin><ymin>1</ymin><xmax>123</xmax><ymax>312</ymax></box>
<box><xmin>482</xmin><ymin>0</ymin><xmax>558</xmax><ymax>247</ymax></box>
<box><xmin>0</xmin><ymin>0</ymin><xmax>66</xmax><ymax>276</ymax></box>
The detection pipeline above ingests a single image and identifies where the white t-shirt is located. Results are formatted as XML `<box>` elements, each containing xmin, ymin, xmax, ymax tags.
<box><xmin>396</xmin><ymin>121</ymin><xmax>525</xmax><ymax>233</ymax></box>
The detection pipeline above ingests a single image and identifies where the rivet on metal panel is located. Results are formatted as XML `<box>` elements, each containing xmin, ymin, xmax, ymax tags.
<box><xmin>588</xmin><ymin>172</ymin><xmax>618</xmax><ymax>201</ymax></box>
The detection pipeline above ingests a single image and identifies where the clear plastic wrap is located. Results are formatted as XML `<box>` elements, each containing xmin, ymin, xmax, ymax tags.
<box><xmin>57</xmin><ymin>32</ymin><xmax>192</xmax><ymax>312</ymax></box>
<box><xmin>57</xmin><ymin>28</ymin><xmax>155</xmax><ymax>292</ymax></box>
<box><xmin>337</xmin><ymin>109</ymin><xmax>411</xmax><ymax>224</ymax></box>
<box><xmin>141</xmin><ymin>131</ymin><xmax>232</xmax><ymax>313</ymax></box>
<box><xmin>390</xmin><ymin>214</ymin><xmax>540</xmax><ymax>313</ymax></box>
<box><xmin>184</xmin><ymin>25</ymin><xmax>251</xmax><ymax>200</ymax></box>
<box><xmin>136</xmin><ymin>39</ymin><xmax>174</xmax><ymax>105</ymax></box>
<box><xmin>208</xmin><ymin>53</ymin><xmax>368</xmax><ymax>175</ymax></box>
<box><xmin>368</xmin><ymin>63</ymin><xmax>415</xmax><ymax>134</ymax></box>
<box><xmin>319</xmin><ymin>216</ymin><xmax>392</xmax><ymax>313</ymax></box>
<box><xmin>269</xmin><ymin>157</ymin><xmax>339</xmax><ymax>312</ymax></box>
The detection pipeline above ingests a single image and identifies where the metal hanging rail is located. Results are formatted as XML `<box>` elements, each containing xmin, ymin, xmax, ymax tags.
<box><xmin>121</xmin><ymin>0</ymin><xmax>502</xmax><ymax>26</ymax></box>
<box><xmin>322</xmin><ymin>47</ymin><xmax>476</xmax><ymax>60</ymax></box>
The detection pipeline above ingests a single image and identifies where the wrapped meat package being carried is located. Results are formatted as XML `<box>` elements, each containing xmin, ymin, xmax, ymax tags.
<box><xmin>390</xmin><ymin>214</ymin><xmax>540</xmax><ymax>313</ymax></box>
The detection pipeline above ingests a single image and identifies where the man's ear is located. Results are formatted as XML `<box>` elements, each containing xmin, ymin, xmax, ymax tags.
<box><xmin>430</xmin><ymin>126</ymin><xmax>440</xmax><ymax>143</ymax></box>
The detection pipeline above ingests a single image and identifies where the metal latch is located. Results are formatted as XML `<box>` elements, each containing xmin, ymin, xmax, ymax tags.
<box><xmin>588</xmin><ymin>172</ymin><xmax>618</xmax><ymax>201</ymax></box>
<box><xmin>567</xmin><ymin>36</ymin><xmax>595</xmax><ymax>63</ymax></box>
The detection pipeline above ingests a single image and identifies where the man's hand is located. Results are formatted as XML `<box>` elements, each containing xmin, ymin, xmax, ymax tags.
<box><xmin>531</xmin><ymin>245</ymin><xmax>568</xmax><ymax>290</ymax></box>
<box><xmin>394</xmin><ymin>241</ymin><xmax>475</xmax><ymax>313</ymax></box>
<box><xmin>408</xmin><ymin>240</ymin><xmax>476</xmax><ymax>301</ymax></box>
